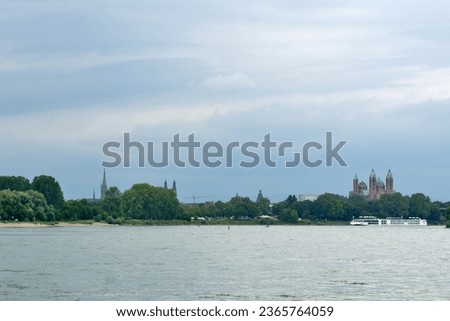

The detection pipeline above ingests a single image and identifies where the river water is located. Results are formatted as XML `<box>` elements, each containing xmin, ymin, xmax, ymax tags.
<box><xmin>0</xmin><ymin>225</ymin><xmax>449</xmax><ymax>300</ymax></box>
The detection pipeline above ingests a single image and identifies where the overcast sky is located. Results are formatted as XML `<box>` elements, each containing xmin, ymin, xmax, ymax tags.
<box><xmin>1</xmin><ymin>0</ymin><xmax>450</xmax><ymax>202</ymax></box>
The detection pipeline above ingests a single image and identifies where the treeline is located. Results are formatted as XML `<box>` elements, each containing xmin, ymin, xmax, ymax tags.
<box><xmin>0</xmin><ymin>175</ymin><xmax>182</xmax><ymax>223</ymax></box>
<box><xmin>182</xmin><ymin>192</ymin><xmax>447</xmax><ymax>224</ymax></box>
<box><xmin>1</xmin><ymin>175</ymin><xmax>449</xmax><ymax>225</ymax></box>
<box><xmin>0</xmin><ymin>176</ymin><xmax>63</xmax><ymax>221</ymax></box>
<box><xmin>272</xmin><ymin>193</ymin><xmax>445</xmax><ymax>223</ymax></box>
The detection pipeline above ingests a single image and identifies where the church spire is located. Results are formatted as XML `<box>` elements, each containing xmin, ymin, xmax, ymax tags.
<box><xmin>386</xmin><ymin>169</ymin><xmax>393</xmax><ymax>179</ymax></box>
<box><xmin>386</xmin><ymin>169</ymin><xmax>394</xmax><ymax>194</ymax></box>
<box><xmin>171</xmin><ymin>180</ymin><xmax>177</xmax><ymax>196</ymax></box>
<box><xmin>368</xmin><ymin>169</ymin><xmax>377</xmax><ymax>200</ymax></box>
<box><xmin>257</xmin><ymin>190</ymin><xmax>264</xmax><ymax>202</ymax></box>
<box><xmin>100</xmin><ymin>169</ymin><xmax>107</xmax><ymax>200</ymax></box>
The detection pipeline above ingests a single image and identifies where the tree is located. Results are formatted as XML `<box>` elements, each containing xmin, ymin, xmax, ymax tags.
<box><xmin>102</xmin><ymin>186</ymin><xmax>122</xmax><ymax>218</ymax></box>
<box><xmin>0</xmin><ymin>189</ymin><xmax>54</xmax><ymax>221</ymax></box>
<box><xmin>378</xmin><ymin>193</ymin><xmax>409</xmax><ymax>218</ymax></box>
<box><xmin>285</xmin><ymin>195</ymin><xmax>297</xmax><ymax>207</ymax></box>
<box><xmin>345</xmin><ymin>195</ymin><xmax>369</xmax><ymax>218</ymax></box>
<box><xmin>256</xmin><ymin>196</ymin><xmax>271</xmax><ymax>215</ymax></box>
<box><xmin>225</xmin><ymin>196</ymin><xmax>259</xmax><ymax>219</ymax></box>
<box><xmin>121</xmin><ymin>183</ymin><xmax>181</xmax><ymax>220</ymax></box>
<box><xmin>0</xmin><ymin>176</ymin><xmax>31</xmax><ymax>191</ymax></box>
<box><xmin>429</xmin><ymin>203</ymin><xmax>441</xmax><ymax>222</ymax></box>
<box><xmin>313</xmin><ymin>193</ymin><xmax>347</xmax><ymax>221</ymax></box>
<box><xmin>61</xmin><ymin>199</ymin><xmax>97</xmax><ymax>220</ymax></box>
<box><xmin>278</xmin><ymin>208</ymin><xmax>299</xmax><ymax>223</ymax></box>
<box><xmin>272</xmin><ymin>195</ymin><xmax>298</xmax><ymax>217</ymax></box>
<box><xmin>0</xmin><ymin>189</ymin><xmax>23</xmax><ymax>221</ymax></box>
<box><xmin>295</xmin><ymin>200</ymin><xmax>313</xmax><ymax>219</ymax></box>
<box><xmin>445</xmin><ymin>207</ymin><xmax>450</xmax><ymax>228</ymax></box>
<box><xmin>31</xmin><ymin>175</ymin><xmax>64</xmax><ymax>209</ymax></box>
<box><xmin>409</xmin><ymin>193</ymin><xmax>431</xmax><ymax>219</ymax></box>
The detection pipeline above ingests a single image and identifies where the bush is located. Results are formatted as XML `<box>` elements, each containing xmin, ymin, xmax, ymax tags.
<box><xmin>113</xmin><ymin>217</ymin><xmax>125</xmax><ymax>225</ymax></box>
<box><xmin>94</xmin><ymin>214</ymin><xmax>102</xmax><ymax>222</ymax></box>
<box><xmin>446</xmin><ymin>221</ymin><xmax>450</xmax><ymax>228</ymax></box>
<box><xmin>105</xmin><ymin>216</ymin><xmax>114</xmax><ymax>224</ymax></box>
<box><xmin>278</xmin><ymin>209</ymin><xmax>299</xmax><ymax>224</ymax></box>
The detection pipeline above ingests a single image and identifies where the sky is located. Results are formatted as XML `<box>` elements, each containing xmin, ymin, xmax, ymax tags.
<box><xmin>1</xmin><ymin>0</ymin><xmax>450</xmax><ymax>203</ymax></box>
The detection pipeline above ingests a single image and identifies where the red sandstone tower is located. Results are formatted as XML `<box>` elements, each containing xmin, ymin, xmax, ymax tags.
<box><xmin>351</xmin><ymin>169</ymin><xmax>394</xmax><ymax>200</ymax></box>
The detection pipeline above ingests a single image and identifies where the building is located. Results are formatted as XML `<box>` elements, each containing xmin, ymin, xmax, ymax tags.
<box><xmin>91</xmin><ymin>172</ymin><xmax>177</xmax><ymax>203</ymax></box>
<box><xmin>100</xmin><ymin>169</ymin><xmax>107</xmax><ymax>200</ymax></box>
<box><xmin>86</xmin><ymin>170</ymin><xmax>107</xmax><ymax>204</ymax></box>
<box><xmin>256</xmin><ymin>190</ymin><xmax>264</xmax><ymax>202</ymax></box>
<box><xmin>298</xmin><ymin>194</ymin><xmax>320</xmax><ymax>202</ymax></box>
<box><xmin>163</xmin><ymin>179</ymin><xmax>177</xmax><ymax>196</ymax></box>
<box><xmin>350</xmin><ymin>169</ymin><xmax>394</xmax><ymax>200</ymax></box>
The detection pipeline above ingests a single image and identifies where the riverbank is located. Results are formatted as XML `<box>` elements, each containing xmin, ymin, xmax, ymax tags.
<box><xmin>0</xmin><ymin>221</ymin><xmax>109</xmax><ymax>228</ymax></box>
<box><xmin>1</xmin><ymin>219</ymin><xmax>442</xmax><ymax>228</ymax></box>
<box><xmin>0</xmin><ymin>219</ymin><xmax>346</xmax><ymax>228</ymax></box>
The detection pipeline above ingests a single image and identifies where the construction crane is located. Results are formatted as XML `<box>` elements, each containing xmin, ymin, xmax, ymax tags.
<box><xmin>184</xmin><ymin>195</ymin><xmax>212</xmax><ymax>204</ymax></box>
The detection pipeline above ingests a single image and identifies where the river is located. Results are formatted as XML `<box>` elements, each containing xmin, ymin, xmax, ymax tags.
<box><xmin>0</xmin><ymin>225</ymin><xmax>449</xmax><ymax>300</ymax></box>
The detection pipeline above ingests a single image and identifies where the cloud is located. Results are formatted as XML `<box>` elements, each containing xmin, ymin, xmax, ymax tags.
<box><xmin>1</xmin><ymin>0</ymin><xmax>450</xmax><ymax>200</ymax></box>
<box><xmin>199</xmin><ymin>73</ymin><xmax>256</xmax><ymax>91</ymax></box>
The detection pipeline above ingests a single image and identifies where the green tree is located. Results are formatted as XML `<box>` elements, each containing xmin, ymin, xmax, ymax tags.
<box><xmin>285</xmin><ymin>195</ymin><xmax>297</xmax><ymax>207</ymax></box>
<box><xmin>102</xmin><ymin>186</ymin><xmax>122</xmax><ymax>218</ymax></box>
<box><xmin>295</xmin><ymin>200</ymin><xmax>313</xmax><ymax>220</ymax></box>
<box><xmin>61</xmin><ymin>199</ymin><xmax>97</xmax><ymax>220</ymax></box>
<box><xmin>31</xmin><ymin>175</ymin><xmax>64</xmax><ymax>209</ymax></box>
<box><xmin>445</xmin><ymin>207</ymin><xmax>450</xmax><ymax>228</ymax></box>
<box><xmin>272</xmin><ymin>195</ymin><xmax>298</xmax><ymax>217</ymax></box>
<box><xmin>0</xmin><ymin>189</ymin><xmax>54</xmax><ymax>221</ymax></box>
<box><xmin>0</xmin><ymin>176</ymin><xmax>31</xmax><ymax>191</ymax></box>
<box><xmin>256</xmin><ymin>196</ymin><xmax>271</xmax><ymax>215</ymax></box>
<box><xmin>313</xmin><ymin>193</ymin><xmax>347</xmax><ymax>221</ymax></box>
<box><xmin>429</xmin><ymin>203</ymin><xmax>441</xmax><ymax>222</ymax></box>
<box><xmin>0</xmin><ymin>189</ymin><xmax>23</xmax><ymax>221</ymax></box>
<box><xmin>409</xmin><ymin>193</ymin><xmax>431</xmax><ymax>219</ymax></box>
<box><xmin>224</xmin><ymin>196</ymin><xmax>259</xmax><ymax>219</ymax></box>
<box><xmin>345</xmin><ymin>195</ymin><xmax>369</xmax><ymax>218</ymax></box>
<box><xmin>278</xmin><ymin>208</ymin><xmax>299</xmax><ymax>223</ymax></box>
<box><xmin>202</xmin><ymin>200</ymin><xmax>227</xmax><ymax>218</ymax></box>
<box><xmin>378</xmin><ymin>193</ymin><xmax>409</xmax><ymax>218</ymax></box>
<box><xmin>121</xmin><ymin>183</ymin><xmax>181</xmax><ymax>220</ymax></box>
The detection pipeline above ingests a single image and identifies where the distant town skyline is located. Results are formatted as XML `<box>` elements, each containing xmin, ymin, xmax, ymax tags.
<box><xmin>1</xmin><ymin>1</ymin><xmax>450</xmax><ymax>202</ymax></box>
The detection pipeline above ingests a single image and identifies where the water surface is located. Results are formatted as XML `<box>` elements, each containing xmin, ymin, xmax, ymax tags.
<box><xmin>0</xmin><ymin>225</ymin><xmax>448</xmax><ymax>300</ymax></box>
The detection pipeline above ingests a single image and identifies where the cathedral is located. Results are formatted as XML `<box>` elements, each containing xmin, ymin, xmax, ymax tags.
<box><xmin>350</xmin><ymin>169</ymin><xmax>394</xmax><ymax>200</ymax></box>
<box><xmin>90</xmin><ymin>170</ymin><xmax>177</xmax><ymax>203</ymax></box>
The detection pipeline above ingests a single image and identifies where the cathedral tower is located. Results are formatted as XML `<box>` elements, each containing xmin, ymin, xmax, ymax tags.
<box><xmin>100</xmin><ymin>169</ymin><xmax>107</xmax><ymax>200</ymax></box>
<box><xmin>353</xmin><ymin>174</ymin><xmax>359</xmax><ymax>195</ymax></box>
<box><xmin>171</xmin><ymin>180</ymin><xmax>177</xmax><ymax>196</ymax></box>
<box><xmin>368</xmin><ymin>169</ymin><xmax>377</xmax><ymax>200</ymax></box>
<box><xmin>256</xmin><ymin>190</ymin><xmax>264</xmax><ymax>202</ymax></box>
<box><xmin>386</xmin><ymin>169</ymin><xmax>394</xmax><ymax>194</ymax></box>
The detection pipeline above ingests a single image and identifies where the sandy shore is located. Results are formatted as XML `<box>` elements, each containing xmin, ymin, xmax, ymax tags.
<box><xmin>0</xmin><ymin>222</ymin><xmax>109</xmax><ymax>228</ymax></box>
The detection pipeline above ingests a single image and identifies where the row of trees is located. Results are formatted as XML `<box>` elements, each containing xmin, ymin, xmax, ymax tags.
<box><xmin>0</xmin><ymin>175</ymin><xmax>183</xmax><ymax>222</ymax></box>
<box><xmin>0</xmin><ymin>175</ymin><xmax>64</xmax><ymax>208</ymax></box>
<box><xmin>272</xmin><ymin>192</ymin><xmax>444</xmax><ymax>223</ymax></box>
<box><xmin>0</xmin><ymin>175</ymin><xmax>448</xmax><ymax>224</ymax></box>
<box><xmin>180</xmin><ymin>192</ymin><xmax>445</xmax><ymax>224</ymax></box>
<box><xmin>0</xmin><ymin>175</ymin><xmax>64</xmax><ymax>221</ymax></box>
<box><xmin>0</xmin><ymin>189</ymin><xmax>55</xmax><ymax>222</ymax></box>
<box><xmin>101</xmin><ymin>184</ymin><xmax>182</xmax><ymax>220</ymax></box>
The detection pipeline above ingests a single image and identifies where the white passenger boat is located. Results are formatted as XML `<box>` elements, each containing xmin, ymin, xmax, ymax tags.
<box><xmin>350</xmin><ymin>216</ymin><xmax>427</xmax><ymax>226</ymax></box>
